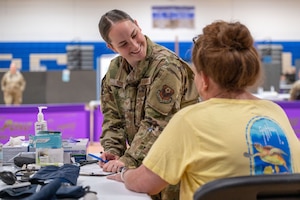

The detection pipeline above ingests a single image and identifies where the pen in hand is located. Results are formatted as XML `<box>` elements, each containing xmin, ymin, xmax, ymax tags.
<box><xmin>88</xmin><ymin>153</ymin><xmax>109</xmax><ymax>163</ymax></box>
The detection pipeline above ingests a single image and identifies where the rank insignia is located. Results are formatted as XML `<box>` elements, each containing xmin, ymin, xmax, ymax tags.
<box><xmin>157</xmin><ymin>85</ymin><xmax>174</xmax><ymax>103</ymax></box>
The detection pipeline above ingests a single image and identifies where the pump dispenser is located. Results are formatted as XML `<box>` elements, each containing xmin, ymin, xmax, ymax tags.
<box><xmin>35</xmin><ymin>106</ymin><xmax>48</xmax><ymax>135</ymax></box>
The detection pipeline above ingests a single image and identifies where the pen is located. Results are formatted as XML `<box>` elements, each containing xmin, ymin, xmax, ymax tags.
<box><xmin>88</xmin><ymin>153</ymin><xmax>109</xmax><ymax>163</ymax></box>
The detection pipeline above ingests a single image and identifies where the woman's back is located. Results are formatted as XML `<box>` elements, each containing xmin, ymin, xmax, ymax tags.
<box><xmin>148</xmin><ymin>98</ymin><xmax>300</xmax><ymax>199</ymax></box>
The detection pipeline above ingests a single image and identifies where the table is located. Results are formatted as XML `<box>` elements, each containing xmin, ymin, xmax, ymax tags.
<box><xmin>0</xmin><ymin>165</ymin><xmax>151</xmax><ymax>200</ymax></box>
<box><xmin>253</xmin><ymin>92</ymin><xmax>290</xmax><ymax>101</ymax></box>
<box><xmin>78</xmin><ymin>175</ymin><xmax>151</xmax><ymax>200</ymax></box>
<box><xmin>78</xmin><ymin>162</ymin><xmax>151</xmax><ymax>200</ymax></box>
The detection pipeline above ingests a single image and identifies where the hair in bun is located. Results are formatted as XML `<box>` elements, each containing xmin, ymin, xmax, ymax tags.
<box><xmin>217</xmin><ymin>21</ymin><xmax>253</xmax><ymax>51</ymax></box>
<box><xmin>192</xmin><ymin>20</ymin><xmax>261</xmax><ymax>92</ymax></box>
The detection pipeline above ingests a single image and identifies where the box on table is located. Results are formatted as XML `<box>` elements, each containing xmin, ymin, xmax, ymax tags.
<box><xmin>62</xmin><ymin>138</ymin><xmax>89</xmax><ymax>163</ymax></box>
<box><xmin>3</xmin><ymin>141</ymin><xmax>29</xmax><ymax>164</ymax></box>
<box><xmin>36</xmin><ymin>148</ymin><xmax>64</xmax><ymax>166</ymax></box>
<box><xmin>30</xmin><ymin>131</ymin><xmax>64</xmax><ymax>166</ymax></box>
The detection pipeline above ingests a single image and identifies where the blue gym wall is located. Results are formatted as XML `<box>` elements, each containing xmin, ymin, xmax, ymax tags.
<box><xmin>1</xmin><ymin>41</ymin><xmax>300</xmax><ymax>71</ymax></box>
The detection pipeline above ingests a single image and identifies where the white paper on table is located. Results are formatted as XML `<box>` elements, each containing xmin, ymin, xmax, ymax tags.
<box><xmin>80</xmin><ymin>163</ymin><xmax>115</xmax><ymax>176</ymax></box>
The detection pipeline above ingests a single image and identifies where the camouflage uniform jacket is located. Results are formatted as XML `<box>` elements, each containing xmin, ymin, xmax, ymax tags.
<box><xmin>100</xmin><ymin>36</ymin><xmax>199</xmax><ymax>167</ymax></box>
<box><xmin>1</xmin><ymin>71</ymin><xmax>26</xmax><ymax>93</ymax></box>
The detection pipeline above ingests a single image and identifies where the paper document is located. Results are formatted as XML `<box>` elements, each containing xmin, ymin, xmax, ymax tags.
<box><xmin>80</xmin><ymin>163</ymin><xmax>115</xmax><ymax>176</ymax></box>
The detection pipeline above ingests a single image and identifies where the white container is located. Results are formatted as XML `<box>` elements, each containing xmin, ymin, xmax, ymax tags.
<box><xmin>35</xmin><ymin>106</ymin><xmax>48</xmax><ymax>135</ymax></box>
<box><xmin>2</xmin><ymin>142</ymin><xmax>29</xmax><ymax>164</ymax></box>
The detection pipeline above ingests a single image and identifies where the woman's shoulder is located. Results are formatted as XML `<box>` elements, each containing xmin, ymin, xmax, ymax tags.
<box><xmin>145</xmin><ymin>37</ymin><xmax>177</xmax><ymax>58</ymax></box>
<box><xmin>151</xmin><ymin>43</ymin><xmax>178</xmax><ymax>59</ymax></box>
<box><xmin>103</xmin><ymin>55</ymin><xmax>125</xmax><ymax>80</ymax></box>
<box><xmin>106</xmin><ymin>55</ymin><xmax>124</xmax><ymax>70</ymax></box>
<box><xmin>148</xmin><ymin>45</ymin><xmax>190</xmax><ymax>70</ymax></box>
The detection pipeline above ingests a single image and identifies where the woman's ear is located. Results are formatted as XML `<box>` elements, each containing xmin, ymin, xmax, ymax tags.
<box><xmin>107</xmin><ymin>43</ymin><xmax>118</xmax><ymax>53</ymax></box>
<box><xmin>200</xmin><ymin>71</ymin><xmax>209</xmax><ymax>90</ymax></box>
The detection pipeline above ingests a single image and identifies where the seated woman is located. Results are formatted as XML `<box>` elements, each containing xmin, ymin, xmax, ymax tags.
<box><xmin>106</xmin><ymin>20</ymin><xmax>300</xmax><ymax>200</ymax></box>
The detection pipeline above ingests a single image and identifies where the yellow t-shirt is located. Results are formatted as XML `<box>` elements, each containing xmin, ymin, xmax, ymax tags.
<box><xmin>143</xmin><ymin>98</ymin><xmax>300</xmax><ymax>200</ymax></box>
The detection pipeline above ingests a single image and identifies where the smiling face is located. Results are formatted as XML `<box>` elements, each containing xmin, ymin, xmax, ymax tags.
<box><xmin>107</xmin><ymin>20</ymin><xmax>147</xmax><ymax>67</ymax></box>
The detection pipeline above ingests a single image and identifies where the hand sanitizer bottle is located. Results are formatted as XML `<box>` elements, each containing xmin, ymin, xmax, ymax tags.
<box><xmin>35</xmin><ymin>106</ymin><xmax>48</xmax><ymax>135</ymax></box>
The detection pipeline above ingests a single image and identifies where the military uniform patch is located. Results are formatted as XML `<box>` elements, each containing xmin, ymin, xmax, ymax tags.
<box><xmin>156</xmin><ymin>85</ymin><xmax>174</xmax><ymax>103</ymax></box>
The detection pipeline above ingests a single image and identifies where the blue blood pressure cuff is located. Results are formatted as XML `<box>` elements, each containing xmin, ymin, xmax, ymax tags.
<box><xmin>0</xmin><ymin>164</ymin><xmax>88</xmax><ymax>199</ymax></box>
<box><xmin>30</xmin><ymin>164</ymin><xmax>80</xmax><ymax>185</ymax></box>
<box><xmin>0</xmin><ymin>182</ymin><xmax>88</xmax><ymax>200</ymax></box>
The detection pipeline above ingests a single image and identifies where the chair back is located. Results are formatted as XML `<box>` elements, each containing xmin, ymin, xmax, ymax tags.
<box><xmin>194</xmin><ymin>174</ymin><xmax>300</xmax><ymax>200</ymax></box>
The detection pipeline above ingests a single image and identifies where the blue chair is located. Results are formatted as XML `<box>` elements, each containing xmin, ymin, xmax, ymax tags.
<box><xmin>194</xmin><ymin>173</ymin><xmax>300</xmax><ymax>200</ymax></box>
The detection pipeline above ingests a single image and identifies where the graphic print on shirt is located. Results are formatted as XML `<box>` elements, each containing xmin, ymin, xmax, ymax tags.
<box><xmin>244</xmin><ymin>116</ymin><xmax>292</xmax><ymax>174</ymax></box>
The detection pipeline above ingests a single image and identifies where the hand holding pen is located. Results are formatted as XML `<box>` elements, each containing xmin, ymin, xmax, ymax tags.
<box><xmin>88</xmin><ymin>153</ymin><xmax>109</xmax><ymax>163</ymax></box>
<box><xmin>94</xmin><ymin>152</ymin><xmax>124</xmax><ymax>173</ymax></box>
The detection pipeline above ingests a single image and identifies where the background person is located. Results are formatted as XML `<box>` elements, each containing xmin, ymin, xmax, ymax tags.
<box><xmin>107</xmin><ymin>20</ymin><xmax>300</xmax><ymax>200</ymax></box>
<box><xmin>98</xmin><ymin>9</ymin><xmax>199</xmax><ymax>200</ymax></box>
<box><xmin>1</xmin><ymin>62</ymin><xmax>26</xmax><ymax>105</ymax></box>
<box><xmin>289</xmin><ymin>80</ymin><xmax>300</xmax><ymax>100</ymax></box>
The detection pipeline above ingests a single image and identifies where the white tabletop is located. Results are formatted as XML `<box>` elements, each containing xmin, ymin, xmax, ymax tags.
<box><xmin>78</xmin><ymin>175</ymin><xmax>151</xmax><ymax>200</ymax></box>
<box><xmin>0</xmin><ymin>164</ymin><xmax>151</xmax><ymax>200</ymax></box>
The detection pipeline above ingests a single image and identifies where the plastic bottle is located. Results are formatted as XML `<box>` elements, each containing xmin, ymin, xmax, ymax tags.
<box><xmin>35</xmin><ymin>106</ymin><xmax>48</xmax><ymax>135</ymax></box>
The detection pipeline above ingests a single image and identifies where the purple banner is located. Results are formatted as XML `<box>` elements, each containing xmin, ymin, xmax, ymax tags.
<box><xmin>0</xmin><ymin>104</ymin><xmax>90</xmax><ymax>144</ymax></box>
<box><xmin>275</xmin><ymin>101</ymin><xmax>300</xmax><ymax>138</ymax></box>
<box><xmin>2</xmin><ymin>101</ymin><xmax>296</xmax><ymax>144</ymax></box>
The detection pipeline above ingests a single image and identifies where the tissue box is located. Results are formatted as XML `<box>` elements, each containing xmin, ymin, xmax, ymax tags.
<box><xmin>30</xmin><ymin>131</ymin><xmax>62</xmax><ymax>149</ymax></box>
<box><xmin>3</xmin><ymin>142</ymin><xmax>29</xmax><ymax>164</ymax></box>
<box><xmin>63</xmin><ymin>138</ymin><xmax>89</xmax><ymax>163</ymax></box>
